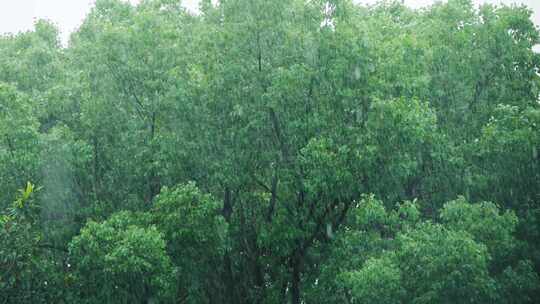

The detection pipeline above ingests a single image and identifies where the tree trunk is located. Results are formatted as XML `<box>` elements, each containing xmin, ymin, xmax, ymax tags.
<box><xmin>290</xmin><ymin>254</ymin><xmax>301</xmax><ymax>304</ymax></box>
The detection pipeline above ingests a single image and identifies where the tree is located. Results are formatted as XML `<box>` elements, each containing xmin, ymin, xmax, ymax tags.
<box><xmin>343</xmin><ymin>256</ymin><xmax>404</xmax><ymax>304</ymax></box>
<box><xmin>0</xmin><ymin>183</ymin><xmax>65</xmax><ymax>303</ymax></box>
<box><xmin>396</xmin><ymin>223</ymin><xmax>495</xmax><ymax>303</ymax></box>
<box><xmin>441</xmin><ymin>197</ymin><xmax>519</xmax><ymax>269</ymax></box>
<box><xmin>68</xmin><ymin>211</ymin><xmax>176</xmax><ymax>303</ymax></box>
<box><xmin>0</xmin><ymin>83</ymin><xmax>41</xmax><ymax>205</ymax></box>
<box><xmin>152</xmin><ymin>182</ymin><xmax>227</xmax><ymax>303</ymax></box>
<box><xmin>0</xmin><ymin>0</ymin><xmax>539</xmax><ymax>302</ymax></box>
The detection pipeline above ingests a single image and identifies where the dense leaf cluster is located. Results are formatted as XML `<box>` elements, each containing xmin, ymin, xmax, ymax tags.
<box><xmin>1</xmin><ymin>0</ymin><xmax>539</xmax><ymax>303</ymax></box>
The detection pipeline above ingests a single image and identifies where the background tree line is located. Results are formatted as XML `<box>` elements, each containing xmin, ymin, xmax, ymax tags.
<box><xmin>1</xmin><ymin>0</ymin><xmax>539</xmax><ymax>303</ymax></box>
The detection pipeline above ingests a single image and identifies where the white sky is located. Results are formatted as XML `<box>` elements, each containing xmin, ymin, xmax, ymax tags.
<box><xmin>0</xmin><ymin>0</ymin><xmax>539</xmax><ymax>46</ymax></box>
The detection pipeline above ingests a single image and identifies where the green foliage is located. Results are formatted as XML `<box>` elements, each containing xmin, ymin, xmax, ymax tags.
<box><xmin>0</xmin><ymin>84</ymin><xmax>41</xmax><ymax>205</ymax></box>
<box><xmin>361</xmin><ymin>97</ymin><xmax>452</xmax><ymax>206</ymax></box>
<box><xmin>0</xmin><ymin>183</ymin><xmax>64</xmax><ymax>303</ymax></box>
<box><xmin>343</xmin><ymin>256</ymin><xmax>404</xmax><ymax>304</ymax></box>
<box><xmin>0</xmin><ymin>20</ymin><xmax>62</xmax><ymax>94</ymax></box>
<box><xmin>0</xmin><ymin>0</ymin><xmax>539</xmax><ymax>303</ymax></box>
<box><xmin>441</xmin><ymin>197</ymin><xmax>518</xmax><ymax>265</ymax></box>
<box><xmin>354</xmin><ymin>194</ymin><xmax>389</xmax><ymax>230</ymax></box>
<box><xmin>473</xmin><ymin>105</ymin><xmax>540</xmax><ymax>209</ymax></box>
<box><xmin>497</xmin><ymin>260</ymin><xmax>540</xmax><ymax>304</ymax></box>
<box><xmin>396</xmin><ymin>223</ymin><xmax>495</xmax><ymax>303</ymax></box>
<box><xmin>68</xmin><ymin>211</ymin><xmax>176</xmax><ymax>303</ymax></box>
<box><xmin>152</xmin><ymin>182</ymin><xmax>227</xmax><ymax>302</ymax></box>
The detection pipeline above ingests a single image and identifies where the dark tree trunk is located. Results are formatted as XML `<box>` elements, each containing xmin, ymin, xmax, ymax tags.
<box><xmin>291</xmin><ymin>253</ymin><xmax>301</xmax><ymax>304</ymax></box>
<box><xmin>222</xmin><ymin>187</ymin><xmax>236</xmax><ymax>303</ymax></box>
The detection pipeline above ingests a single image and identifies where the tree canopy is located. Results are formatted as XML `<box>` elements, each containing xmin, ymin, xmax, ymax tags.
<box><xmin>1</xmin><ymin>0</ymin><xmax>539</xmax><ymax>303</ymax></box>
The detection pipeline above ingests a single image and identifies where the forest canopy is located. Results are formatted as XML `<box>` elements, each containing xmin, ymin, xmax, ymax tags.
<box><xmin>1</xmin><ymin>0</ymin><xmax>539</xmax><ymax>303</ymax></box>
